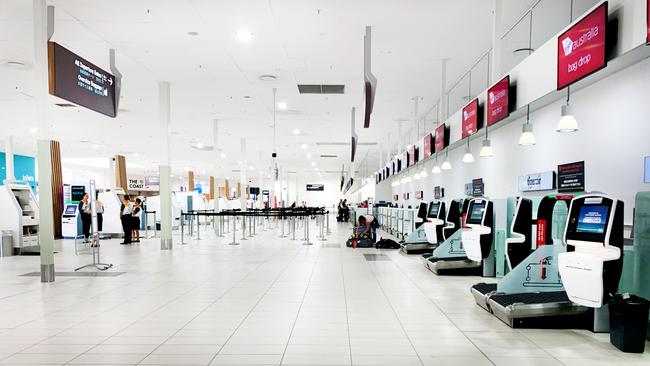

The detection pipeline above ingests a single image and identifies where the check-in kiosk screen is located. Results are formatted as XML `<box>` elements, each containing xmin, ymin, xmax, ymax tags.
<box><xmin>576</xmin><ymin>205</ymin><xmax>609</xmax><ymax>234</ymax></box>
<box><xmin>466</xmin><ymin>201</ymin><xmax>486</xmax><ymax>224</ymax></box>
<box><xmin>65</xmin><ymin>205</ymin><xmax>77</xmax><ymax>215</ymax></box>
<box><xmin>428</xmin><ymin>202</ymin><xmax>440</xmax><ymax>218</ymax></box>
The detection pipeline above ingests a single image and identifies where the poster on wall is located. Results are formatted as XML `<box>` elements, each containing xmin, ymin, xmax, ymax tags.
<box><xmin>48</xmin><ymin>42</ymin><xmax>117</xmax><ymax>117</ymax></box>
<box><xmin>434</xmin><ymin>123</ymin><xmax>448</xmax><ymax>153</ymax></box>
<box><xmin>306</xmin><ymin>184</ymin><xmax>325</xmax><ymax>191</ymax></box>
<box><xmin>472</xmin><ymin>178</ymin><xmax>485</xmax><ymax>197</ymax></box>
<box><xmin>487</xmin><ymin>75</ymin><xmax>510</xmax><ymax>125</ymax></box>
<box><xmin>461</xmin><ymin>98</ymin><xmax>480</xmax><ymax>138</ymax></box>
<box><xmin>556</xmin><ymin>2</ymin><xmax>608</xmax><ymax>90</ymax></box>
<box><xmin>557</xmin><ymin>161</ymin><xmax>585</xmax><ymax>192</ymax></box>
<box><xmin>423</xmin><ymin>134</ymin><xmax>432</xmax><ymax>158</ymax></box>
<box><xmin>0</xmin><ymin>153</ymin><xmax>36</xmax><ymax>191</ymax></box>
<box><xmin>518</xmin><ymin>171</ymin><xmax>556</xmax><ymax>192</ymax></box>
<box><xmin>393</xmin><ymin>194</ymin><xmax>399</xmax><ymax>201</ymax></box>
<box><xmin>464</xmin><ymin>183</ymin><xmax>473</xmax><ymax>196</ymax></box>
<box><xmin>408</xmin><ymin>146</ymin><xmax>415</xmax><ymax>167</ymax></box>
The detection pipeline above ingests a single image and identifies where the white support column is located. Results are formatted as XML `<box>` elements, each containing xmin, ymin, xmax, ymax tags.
<box><xmin>34</xmin><ymin>0</ymin><xmax>54</xmax><ymax>282</ymax></box>
<box><xmin>5</xmin><ymin>136</ymin><xmax>15</xmax><ymax>182</ymax></box>
<box><xmin>212</xmin><ymin>119</ymin><xmax>219</xmax><ymax>213</ymax></box>
<box><xmin>159</xmin><ymin>81</ymin><xmax>173</xmax><ymax>250</ymax></box>
<box><xmin>491</xmin><ymin>0</ymin><xmax>503</xmax><ymax>83</ymax></box>
<box><xmin>240</xmin><ymin>138</ymin><xmax>247</xmax><ymax>211</ymax></box>
<box><xmin>439</xmin><ymin>59</ymin><xmax>448</xmax><ymax>121</ymax></box>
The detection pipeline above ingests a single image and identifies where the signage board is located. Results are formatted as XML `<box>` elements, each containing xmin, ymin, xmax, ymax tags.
<box><xmin>461</xmin><ymin>98</ymin><xmax>480</xmax><ymax>138</ymax></box>
<box><xmin>403</xmin><ymin>193</ymin><xmax>410</xmax><ymax>200</ymax></box>
<box><xmin>128</xmin><ymin>176</ymin><xmax>159</xmax><ymax>192</ymax></box>
<box><xmin>487</xmin><ymin>75</ymin><xmax>510</xmax><ymax>126</ymax></box>
<box><xmin>262</xmin><ymin>190</ymin><xmax>270</xmax><ymax>195</ymax></box>
<box><xmin>48</xmin><ymin>42</ymin><xmax>117</xmax><ymax>117</ymax></box>
<box><xmin>434</xmin><ymin>123</ymin><xmax>448</xmax><ymax>153</ymax></box>
<box><xmin>393</xmin><ymin>194</ymin><xmax>399</xmax><ymax>201</ymax></box>
<box><xmin>415</xmin><ymin>191</ymin><xmax>423</xmax><ymax>200</ymax></box>
<box><xmin>408</xmin><ymin>146</ymin><xmax>415</xmax><ymax>167</ymax></box>
<box><xmin>557</xmin><ymin>161</ymin><xmax>585</xmax><ymax>192</ymax></box>
<box><xmin>423</xmin><ymin>134</ymin><xmax>432</xmax><ymax>158</ymax></box>
<box><xmin>434</xmin><ymin>186</ymin><xmax>444</xmax><ymax>199</ymax></box>
<box><xmin>557</xmin><ymin>2</ymin><xmax>608</xmax><ymax>90</ymax></box>
<box><xmin>464</xmin><ymin>183</ymin><xmax>473</xmax><ymax>197</ymax></box>
<box><xmin>306</xmin><ymin>184</ymin><xmax>324</xmax><ymax>191</ymax></box>
<box><xmin>0</xmin><ymin>153</ymin><xmax>36</xmax><ymax>191</ymax></box>
<box><xmin>472</xmin><ymin>178</ymin><xmax>484</xmax><ymax>197</ymax></box>
<box><xmin>518</xmin><ymin>171</ymin><xmax>556</xmax><ymax>192</ymax></box>
<box><xmin>71</xmin><ymin>185</ymin><xmax>85</xmax><ymax>202</ymax></box>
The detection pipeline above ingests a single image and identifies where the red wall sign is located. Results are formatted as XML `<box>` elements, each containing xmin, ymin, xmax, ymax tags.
<box><xmin>557</xmin><ymin>2</ymin><xmax>608</xmax><ymax>90</ymax></box>
<box><xmin>536</xmin><ymin>219</ymin><xmax>547</xmax><ymax>247</ymax></box>
<box><xmin>487</xmin><ymin>76</ymin><xmax>510</xmax><ymax>126</ymax></box>
<box><xmin>422</xmin><ymin>134</ymin><xmax>432</xmax><ymax>158</ymax></box>
<box><xmin>408</xmin><ymin>146</ymin><xmax>415</xmax><ymax>167</ymax></box>
<box><xmin>434</xmin><ymin>124</ymin><xmax>447</xmax><ymax>153</ymax></box>
<box><xmin>461</xmin><ymin>98</ymin><xmax>479</xmax><ymax>138</ymax></box>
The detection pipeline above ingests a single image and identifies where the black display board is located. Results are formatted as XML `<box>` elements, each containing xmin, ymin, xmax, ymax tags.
<box><xmin>472</xmin><ymin>178</ymin><xmax>484</xmax><ymax>197</ymax></box>
<box><xmin>48</xmin><ymin>42</ymin><xmax>117</xmax><ymax>117</ymax></box>
<box><xmin>306</xmin><ymin>184</ymin><xmax>325</xmax><ymax>191</ymax></box>
<box><xmin>557</xmin><ymin>161</ymin><xmax>585</xmax><ymax>192</ymax></box>
<box><xmin>71</xmin><ymin>185</ymin><xmax>85</xmax><ymax>202</ymax></box>
<box><xmin>434</xmin><ymin>186</ymin><xmax>444</xmax><ymax>199</ymax></box>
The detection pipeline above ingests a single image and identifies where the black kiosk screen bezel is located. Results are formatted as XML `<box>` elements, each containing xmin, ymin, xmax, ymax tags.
<box><xmin>466</xmin><ymin>200</ymin><xmax>486</xmax><ymax>225</ymax></box>
<box><xmin>565</xmin><ymin>197</ymin><xmax>614</xmax><ymax>244</ymax></box>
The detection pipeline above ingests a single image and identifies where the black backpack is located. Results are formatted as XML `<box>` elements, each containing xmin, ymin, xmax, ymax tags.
<box><xmin>375</xmin><ymin>238</ymin><xmax>401</xmax><ymax>249</ymax></box>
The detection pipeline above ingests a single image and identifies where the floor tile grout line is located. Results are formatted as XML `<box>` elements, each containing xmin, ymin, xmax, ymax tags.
<box><xmin>204</xmin><ymin>239</ymin><xmax>309</xmax><ymax>366</ymax></box>
<box><xmin>278</xmin><ymin>242</ymin><xmax>323</xmax><ymax>366</ymax></box>
<box><xmin>338</xmin><ymin>239</ymin><xmax>354</xmax><ymax>366</ymax></box>
<box><xmin>363</xmin><ymin>249</ymin><xmax>426</xmax><ymax>366</ymax></box>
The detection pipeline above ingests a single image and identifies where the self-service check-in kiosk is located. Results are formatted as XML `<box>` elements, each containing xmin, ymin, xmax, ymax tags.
<box><xmin>422</xmin><ymin>200</ymin><xmax>446</xmax><ymax>247</ymax></box>
<box><xmin>400</xmin><ymin>202</ymin><xmax>434</xmax><ymax>254</ymax></box>
<box><xmin>463</xmin><ymin>198</ymin><xmax>495</xmax><ymax>276</ymax></box>
<box><xmin>62</xmin><ymin>204</ymin><xmax>81</xmax><ymax>238</ymax></box>
<box><xmin>559</xmin><ymin>194</ymin><xmax>624</xmax><ymax>331</ymax></box>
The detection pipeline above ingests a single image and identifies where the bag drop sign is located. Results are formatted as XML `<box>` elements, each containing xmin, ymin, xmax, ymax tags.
<box><xmin>518</xmin><ymin>171</ymin><xmax>556</xmax><ymax>192</ymax></box>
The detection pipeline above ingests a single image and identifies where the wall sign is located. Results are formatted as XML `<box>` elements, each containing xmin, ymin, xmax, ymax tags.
<box><xmin>461</xmin><ymin>98</ymin><xmax>480</xmax><ymax>138</ymax></box>
<box><xmin>434</xmin><ymin>186</ymin><xmax>444</xmax><ymax>199</ymax></box>
<box><xmin>556</xmin><ymin>2</ymin><xmax>608</xmax><ymax>90</ymax></box>
<box><xmin>518</xmin><ymin>171</ymin><xmax>556</xmax><ymax>192</ymax></box>
<box><xmin>434</xmin><ymin>123</ymin><xmax>448</xmax><ymax>153</ymax></box>
<box><xmin>0</xmin><ymin>153</ymin><xmax>36</xmax><ymax>191</ymax></box>
<box><xmin>487</xmin><ymin>75</ymin><xmax>510</xmax><ymax>125</ymax></box>
<box><xmin>145</xmin><ymin>176</ymin><xmax>160</xmax><ymax>187</ymax></box>
<box><xmin>423</xmin><ymin>134</ymin><xmax>432</xmax><ymax>158</ymax></box>
<box><xmin>128</xmin><ymin>176</ymin><xmax>159</xmax><ymax>192</ymax></box>
<box><xmin>557</xmin><ymin>161</ymin><xmax>585</xmax><ymax>192</ymax></box>
<box><xmin>306</xmin><ymin>183</ymin><xmax>324</xmax><ymax>191</ymax></box>
<box><xmin>415</xmin><ymin>191</ymin><xmax>423</xmax><ymax>200</ymax></box>
<box><xmin>48</xmin><ymin>42</ymin><xmax>117</xmax><ymax>117</ymax></box>
<box><xmin>472</xmin><ymin>178</ymin><xmax>485</xmax><ymax>197</ymax></box>
<box><xmin>464</xmin><ymin>183</ymin><xmax>473</xmax><ymax>196</ymax></box>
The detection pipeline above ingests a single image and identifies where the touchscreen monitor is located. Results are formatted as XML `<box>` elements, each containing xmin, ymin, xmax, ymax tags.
<box><xmin>65</xmin><ymin>205</ymin><xmax>78</xmax><ymax>215</ymax></box>
<box><xmin>428</xmin><ymin>202</ymin><xmax>440</xmax><ymax>218</ymax></box>
<box><xmin>466</xmin><ymin>201</ymin><xmax>486</xmax><ymax>224</ymax></box>
<box><xmin>576</xmin><ymin>205</ymin><xmax>609</xmax><ymax>234</ymax></box>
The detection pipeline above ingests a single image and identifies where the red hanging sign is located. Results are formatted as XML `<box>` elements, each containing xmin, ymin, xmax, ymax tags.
<box><xmin>461</xmin><ymin>98</ymin><xmax>479</xmax><ymax>138</ymax></box>
<box><xmin>486</xmin><ymin>75</ymin><xmax>510</xmax><ymax>126</ymax></box>
<box><xmin>434</xmin><ymin>124</ymin><xmax>447</xmax><ymax>153</ymax></box>
<box><xmin>536</xmin><ymin>219</ymin><xmax>547</xmax><ymax>247</ymax></box>
<box><xmin>423</xmin><ymin>134</ymin><xmax>432</xmax><ymax>158</ymax></box>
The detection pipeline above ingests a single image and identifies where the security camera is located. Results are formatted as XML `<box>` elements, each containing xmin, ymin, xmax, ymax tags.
<box><xmin>272</xmin><ymin>152</ymin><xmax>277</xmax><ymax>158</ymax></box>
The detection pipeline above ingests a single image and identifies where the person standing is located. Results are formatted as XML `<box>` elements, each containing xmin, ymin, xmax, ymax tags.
<box><xmin>132</xmin><ymin>198</ymin><xmax>142</xmax><ymax>243</ymax></box>
<box><xmin>95</xmin><ymin>193</ymin><xmax>104</xmax><ymax>237</ymax></box>
<box><xmin>79</xmin><ymin>193</ymin><xmax>91</xmax><ymax>243</ymax></box>
<box><xmin>120</xmin><ymin>195</ymin><xmax>133</xmax><ymax>245</ymax></box>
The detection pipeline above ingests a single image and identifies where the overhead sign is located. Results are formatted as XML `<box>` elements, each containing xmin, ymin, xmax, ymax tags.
<box><xmin>461</xmin><ymin>98</ymin><xmax>480</xmax><ymax>138</ymax></box>
<box><xmin>48</xmin><ymin>42</ymin><xmax>117</xmax><ymax>117</ymax></box>
<box><xmin>306</xmin><ymin>184</ymin><xmax>324</xmax><ymax>191</ymax></box>
<box><xmin>262</xmin><ymin>190</ymin><xmax>270</xmax><ymax>195</ymax></box>
<box><xmin>557</xmin><ymin>161</ymin><xmax>585</xmax><ymax>192</ymax></box>
<box><xmin>434</xmin><ymin>186</ymin><xmax>444</xmax><ymax>199</ymax></box>
<box><xmin>145</xmin><ymin>175</ymin><xmax>159</xmax><ymax>187</ymax></box>
<box><xmin>518</xmin><ymin>171</ymin><xmax>556</xmax><ymax>192</ymax></box>
<box><xmin>408</xmin><ymin>146</ymin><xmax>416</xmax><ymax>167</ymax></box>
<box><xmin>403</xmin><ymin>192</ymin><xmax>410</xmax><ymax>200</ymax></box>
<box><xmin>422</xmin><ymin>134</ymin><xmax>432</xmax><ymax>159</ymax></box>
<box><xmin>487</xmin><ymin>75</ymin><xmax>510</xmax><ymax>126</ymax></box>
<box><xmin>472</xmin><ymin>178</ymin><xmax>485</xmax><ymax>197</ymax></box>
<box><xmin>434</xmin><ymin>124</ymin><xmax>448</xmax><ymax>153</ymax></box>
<box><xmin>556</xmin><ymin>2</ymin><xmax>608</xmax><ymax>90</ymax></box>
<box><xmin>465</xmin><ymin>183</ymin><xmax>473</xmax><ymax>196</ymax></box>
<box><xmin>128</xmin><ymin>176</ymin><xmax>159</xmax><ymax>192</ymax></box>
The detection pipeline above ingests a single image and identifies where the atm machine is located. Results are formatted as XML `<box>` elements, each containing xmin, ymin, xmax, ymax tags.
<box><xmin>62</xmin><ymin>204</ymin><xmax>82</xmax><ymax>238</ymax></box>
<box><xmin>559</xmin><ymin>194</ymin><xmax>624</xmax><ymax>332</ymax></box>
<box><xmin>0</xmin><ymin>182</ymin><xmax>40</xmax><ymax>254</ymax></box>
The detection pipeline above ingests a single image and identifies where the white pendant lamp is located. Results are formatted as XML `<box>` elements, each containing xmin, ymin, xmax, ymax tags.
<box><xmin>441</xmin><ymin>148</ymin><xmax>452</xmax><ymax>170</ymax></box>
<box><xmin>414</xmin><ymin>172</ymin><xmax>421</xmax><ymax>180</ymax></box>
<box><xmin>462</xmin><ymin>140</ymin><xmax>474</xmax><ymax>163</ymax></box>
<box><xmin>519</xmin><ymin>105</ymin><xmax>536</xmax><ymax>146</ymax></box>
<box><xmin>556</xmin><ymin>87</ymin><xmax>578</xmax><ymax>133</ymax></box>
<box><xmin>479</xmin><ymin>139</ymin><xmax>493</xmax><ymax>157</ymax></box>
<box><xmin>432</xmin><ymin>165</ymin><xmax>441</xmax><ymax>174</ymax></box>
<box><xmin>420</xmin><ymin>168</ymin><xmax>428</xmax><ymax>178</ymax></box>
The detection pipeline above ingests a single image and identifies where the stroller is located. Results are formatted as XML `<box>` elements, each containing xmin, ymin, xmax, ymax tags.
<box><xmin>346</xmin><ymin>225</ymin><xmax>374</xmax><ymax>248</ymax></box>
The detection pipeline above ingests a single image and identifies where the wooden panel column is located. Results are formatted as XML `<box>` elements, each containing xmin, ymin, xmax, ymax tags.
<box><xmin>114</xmin><ymin>155</ymin><xmax>127</xmax><ymax>192</ymax></box>
<box><xmin>224</xmin><ymin>179</ymin><xmax>230</xmax><ymax>199</ymax></box>
<box><xmin>50</xmin><ymin>141</ymin><xmax>63</xmax><ymax>238</ymax></box>
<box><xmin>209</xmin><ymin>176</ymin><xmax>215</xmax><ymax>200</ymax></box>
<box><xmin>236</xmin><ymin>182</ymin><xmax>241</xmax><ymax>198</ymax></box>
<box><xmin>188</xmin><ymin>171</ymin><xmax>194</xmax><ymax>191</ymax></box>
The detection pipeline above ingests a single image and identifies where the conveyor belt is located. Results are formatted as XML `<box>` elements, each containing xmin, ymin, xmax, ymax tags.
<box><xmin>489</xmin><ymin>291</ymin><xmax>569</xmax><ymax>307</ymax></box>
<box><xmin>472</xmin><ymin>283</ymin><xmax>497</xmax><ymax>295</ymax></box>
<box><xmin>428</xmin><ymin>256</ymin><xmax>468</xmax><ymax>263</ymax></box>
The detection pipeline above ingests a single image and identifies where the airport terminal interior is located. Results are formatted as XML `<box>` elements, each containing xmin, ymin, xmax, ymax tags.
<box><xmin>1</xmin><ymin>0</ymin><xmax>650</xmax><ymax>365</ymax></box>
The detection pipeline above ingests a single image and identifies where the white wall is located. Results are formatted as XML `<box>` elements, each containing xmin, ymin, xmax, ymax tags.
<box><xmin>377</xmin><ymin>57</ymin><xmax>650</xmax><ymax>223</ymax></box>
<box><xmin>297</xmin><ymin>178</ymin><xmax>342</xmax><ymax>209</ymax></box>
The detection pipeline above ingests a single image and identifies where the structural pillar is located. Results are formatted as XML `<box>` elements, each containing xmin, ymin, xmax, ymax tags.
<box><xmin>34</xmin><ymin>0</ymin><xmax>54</xmax><ymax>282</ymax></box>
<box><xmin>158</xmin><ymin>81</ymin><xmax>173</xmax><ymax>250</ymax></box>
<box><xmin>5</xmin><ymin>136</ymin><xmax>15</xmax><ymax>182</ymax></box>
<box><xmin>240</xmin><ymin>138</ymin><xmax>247</xmax><ymax>211</ymax></box>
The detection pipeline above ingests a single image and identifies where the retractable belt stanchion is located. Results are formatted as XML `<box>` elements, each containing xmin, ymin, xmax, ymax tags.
<box><xmin>218</xmin><ymin>215</ymin><xmax>225</xmax><ymax>237</ymax></box>
<box><xmin>302</xmin><ymin>214</ymin><xmax>313</xmax><ymax>246</ymax></box>
<box><xmin>291</xmin><ymin>215</ymin><xmax>297</xmax><ymax>241</ymax></box>
<box><xmin>195</xmin><ymin>212</ymin><xmax>201</xmax><ymax>240</ymax></box>
<box><xmin>318</xmin><ymin>213</ymin><xmax>326</xmax><ymax>241</ymax></box>
<box><xmin>229</xmin><ymin>214</ymin><xmax>239</xmax><ymax>245</ymax></box>
<box><xmin>326</xmin><ymin>210</ymin><xmax>331</xmax><ymax>235</ymax></box>
<box><xmin>241</xmin><ymin>215</ymin><xmax>247</xmax><ymax>241</ymax></box>
<box><xmin>248</xmin><ymin>215</ymin><xmax>253</xmax><ymax>238</ymax></box>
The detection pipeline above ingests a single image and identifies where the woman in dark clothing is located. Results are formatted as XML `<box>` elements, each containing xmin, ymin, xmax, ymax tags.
<box><xmin>79</xmin><ymin>193</ymin><xmax>91</xmax><ymax>243</ymax></box>
<box><xmin>120</xmin><ymin>195</ymin><xmax>133</xmax><ymax>245</ymax></box>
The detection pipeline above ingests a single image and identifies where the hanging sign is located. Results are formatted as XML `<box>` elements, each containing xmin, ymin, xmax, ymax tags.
<box><xmin>393</xmin><ymin>194</ymin><xmax>399</xmax><ymax>201</ymax></box>
<box><xmin>434</xmin><ymin>124</ymin><xmax>448</xmax><ymax>153</ymax></box>
<box><xmin>423</xmin><ymin>134</ymin><xmax>432</xmax><ymax>158</ymax></box>
<box><xmin>408</xmin><ymin>146</ymin><xmax>415</xmax><ymax>167</ymax></box>
<box><xmin>434</xmin><ymin>186</ymin><xmax>444</xmax><ymax>199</ymax></box>
<box><xmin>557</xmin><ymin>161</ymin><xmax>585</xmax><ymax>192</ymax></box>
<box><xmin>415</xmin><ymin>191</ymin><xmax>423</xmax><ymax>200</ymax></box>
<box><xmin>518</xmin><ymin>171</ymin><xmax>556</xmax><ymax>192</ymax></box>
<box><xmin>472</xmin><ymin>178</ymin><xmax>485</xmax><ymax>197</ymax></box>
<box><xmin>306</xmin><ymin>184</ymin><xmax>324</xmax><ymax>191</ymax></box>
<box><xmin>487</xmin><ymin>75</ymin><xmax>510</xmax><ymax>125</ymax></box>
<box><xmin>461</xmin><ymin>98</ymin><xmax>479</xmax><ymax>138</ymax></box>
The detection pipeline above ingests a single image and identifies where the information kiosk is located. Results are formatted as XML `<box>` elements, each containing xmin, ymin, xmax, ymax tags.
<box><xmin>400</xmin><ymin>202</ymin><xmax>435</xmax><ymax>254</ymax></box>
<box><xmin>463</xmin><ymin>198</ymin><xmax>495</xmax><ymax>268</ymax></box>
<box><xmin>0</xmin><ymin>182</ymin><xmax>40</xmax><ymax>254</ymax></box>
<box><xmin>559</xmin><ymin>194</ymin><xmax>624</xmax><ymax>331</ymax></box>
<box><xmin>62</xmin><ymin>204</ymin><xmax>82</xmax><ymax>238</ymax></box>
<box><xmin>422</xmin><ymin>200</ymin><xmax>446</xmax><ymax>248</ymax></box>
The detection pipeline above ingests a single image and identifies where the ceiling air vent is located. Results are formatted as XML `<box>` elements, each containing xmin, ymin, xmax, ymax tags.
<box><xmin>55</xmin><ymin>103</ymin><xmax>77</xmax><ymax>108</ymax></box>
<box><xmin>298</xmin><ymin>84</ymin><xmax>345</xmax><ymax>94</ymax></box>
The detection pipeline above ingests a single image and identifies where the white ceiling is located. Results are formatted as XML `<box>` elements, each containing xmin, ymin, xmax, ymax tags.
<box><xmin>0</xmin><ymin>0</ymin><xmax>535</xmax><ymax>181</ymax></box>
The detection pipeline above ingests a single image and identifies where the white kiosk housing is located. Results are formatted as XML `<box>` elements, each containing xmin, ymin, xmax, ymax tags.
<box><xmin>423</xmin><ymin>200</ymin><xmax>446</xmax><ymax>245</ymax></box>
<box><xmin>462</xmin><ymin>198</ymin><xmax>495</xmax><ymax>266</ymax></box>
<box><xmin>0</xmin><ymin>182</ymin><xmax>40</xmax><ymax>253</ymax></box>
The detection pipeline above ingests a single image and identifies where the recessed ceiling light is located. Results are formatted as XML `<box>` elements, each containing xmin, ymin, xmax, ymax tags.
<box><xmin>311</xmin><ymin>162</ymin><xmax>316</xmax><ymax>166</ymax></box>
<box><xmin>293</xmin><ymin>128</ymin><xmax>300</xmax><ymax>135</ymax></box>
<box><xmin>226</xmin><ymin>176</ymin><xmax>231</xmax><ymax>180</ymax></box>
<box><xmin>92</xmin><ymin>144</ymin><xmax>99</xmax><ymax>149</ymax></box>
<box><xmin>196</xmin><ymin>142</ymin><xmax>204</xmax><ymax>149</ymax></box>
<box><xmin>315</xmin><ymin>167</ymin><xmax>319</xmax><ymax>171</ymax></box>
<box><xmin>187</xmin><ymin>31</ymin><xmax>199</xmax><ymax>36</ymax></box>
<box><xmin>258</xmin><ymin>74</ymin><xmax>277</xmax><ymax>81</ymax></box>
<box><xmin>249</xmin><ymin>166</ymin><xmax>254</xmax><ymax>170</ymax></box>
<box><xmin>237</xmin><ymin>161</ymin><xmax>242</xmax><ymax>165</ymax></box>
<box><xmin>278</xmin><ymin>102</ymin><xmax>288</xmax><ymax>110</ymax></box>
<box><xmin>201</xmin><ymin>170</ymin><xmax>206</xmax><ymax>174</ymax></box>
<box><xmin>306</xmin><ymin>153</ymin><xmax>312</xmax><ymax>158</ymax></box>
<box><xmin>185</xmin><ymin>166</ymin><xmax>190</xmax><ymax>171</ymax></box>
<box><xmin>235</xmin><ymin>30</ymin><xmax>253</xmax><ymax>42</ymax></box>
<box><xmin>301</xmin><ymin>144</ymin><xmax>308</xmax><ymax>149</ymax></box>
<box><xmin>171</xmin><ymin>174</ymin><xmax>175</xmax><ymax>178</ymax></box>
<box><xmin>220</xmin><ymin>152</ymin><xmax>226</xmax><ymax>158</ymax></box>
<box><xmin>133</xmin><ymin>153</ymin><xmax>139</xmax><ymax>157</ymax></box>
<box><xmin>29</xmin><ymin>127</ymin><xmax>38</xmax><ymax>134</ymax></box>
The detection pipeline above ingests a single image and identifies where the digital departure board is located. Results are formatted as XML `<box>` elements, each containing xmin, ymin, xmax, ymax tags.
<box><xmin>48</xmin><ymin>42</ymin><xmax>117</xmax><ymax>117</ymax></box>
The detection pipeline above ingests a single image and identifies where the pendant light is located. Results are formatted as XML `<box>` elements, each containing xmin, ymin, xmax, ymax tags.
<box><xmin>414</xmin><ymin>171</ymin><xmax>421</xmax><ymax>180</ymax></box>
<box><xmin>432</xmin><ymin>153</ymin><xmax>441</xmax><ymax>174</ymax></box>
<box><xmin>462</xmin><ymin>139</ymin><xmax>474</xmax><ymax>163</ymax></box>
<box><xmin>420</xmin><ymin>167</ymin><xmax>428</xmax><ymax>178</ymax></box>
<box><xmin>556</xmin><ymin>86</ymin><xmax>578</xmax><ymax>133</ymax></box>
<box><xmin>519</xmin><ymin>105</ymin><xmax>536</xmax><ymax>145</ymax></box>
<box><xmin>479</xmin><ymin>125</ymin><xmax>493</xmax><ymax>157</ymax></box>
<box><xmin>441</xmin><ymin>148</ymin><xmax>452</xmax><ymax>170</ymax></box>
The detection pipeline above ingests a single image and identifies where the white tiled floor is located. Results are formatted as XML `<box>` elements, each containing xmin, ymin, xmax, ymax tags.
<box><xmin>0</xmin><ymin>216</ymin><xmax>648</xmax><ymax>365</ymax></box>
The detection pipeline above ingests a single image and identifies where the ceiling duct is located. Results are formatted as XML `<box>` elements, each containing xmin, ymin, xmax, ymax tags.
<box><xmin>297</xmin><ymin>84</ymin><xmax>345</xmax><ymax>94</ymax></box>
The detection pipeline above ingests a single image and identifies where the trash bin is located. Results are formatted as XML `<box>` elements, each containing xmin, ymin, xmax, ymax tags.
<box><xmin>0</xmin><ymin>231</ymin><xmax>13</xmax><ymax>257</ymax></box>
<box><xmin>609</xmin><ymin>293</ymin><xmax>650</xmax><ymax>353</ymax></box>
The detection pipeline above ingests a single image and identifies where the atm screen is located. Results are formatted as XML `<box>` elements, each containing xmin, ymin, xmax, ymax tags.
<box><xmin>65</xmin><ymin>205</ymin><xmax>78</xmax><ymax>215</ymax></box>
<box><xmin>576</xmin><ymin>205</ymin><xmax>609</xmax><ymax>234</ymax></box>
<box><xmin>428</xmin><ymin>202</ymin><xmax>440</xmax><ymax>218</ymax></box>
<box><xmin>466</xmin><ymin>201</ymin><xmax>486</xmax><ymax>224</ymax></box>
